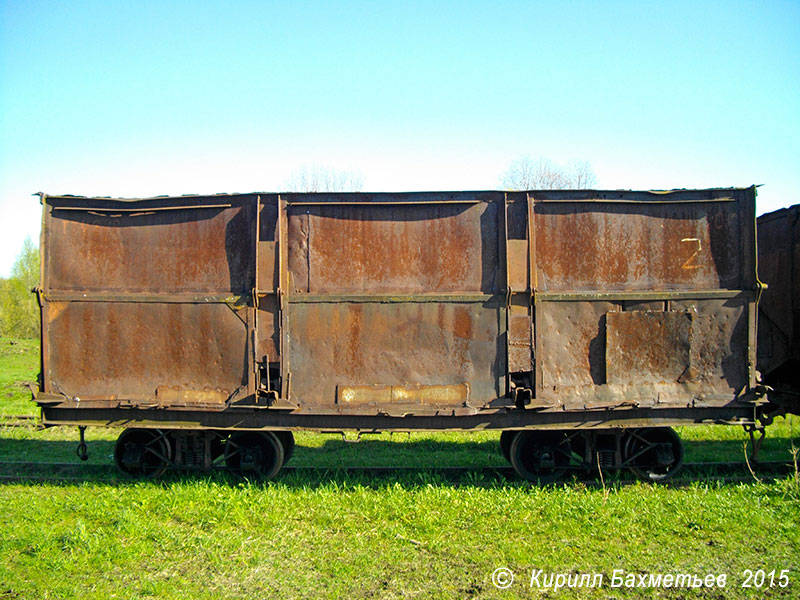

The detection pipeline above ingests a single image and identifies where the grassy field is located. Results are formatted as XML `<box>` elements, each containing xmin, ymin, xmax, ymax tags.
<box><xmin>1</xmin><ymin>338</ymin><xmax>799</xmax><ymax>599</ymax></box>
<box><xmin>0</xmin><ymin>338</ymin><xmax>38</xmax><ymax>418</ymax></box>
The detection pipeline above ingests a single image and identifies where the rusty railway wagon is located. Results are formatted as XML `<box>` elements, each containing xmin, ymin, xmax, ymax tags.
<box><xmin>757</xmin><ymin>203</ymin><xmax>800</xmax><ymax>410</ymax></box>
<box><xmin>33</xmin><ymin>187</ymin><xmax>778</xmax><ymax>482</ymax></box>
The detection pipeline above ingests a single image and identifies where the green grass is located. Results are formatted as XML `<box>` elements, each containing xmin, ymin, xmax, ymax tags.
<box><xmin>2</xmin><ymin>339</ymin><xmax>799</xmax><ymax>599</ymax></box>
<box><xmin>1</xmin><ymin>476</ymin><xmax>798</xmax><ymax>599</ymax></box>
<box><xmin>0</xmin><ymin>337</ymin><xmax>39</xmax><ymax>417</ymax></box>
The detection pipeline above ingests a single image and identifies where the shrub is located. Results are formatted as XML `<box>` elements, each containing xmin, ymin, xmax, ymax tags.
<box><xmin>0</xmin><ymin>238</ymin><xmax>40</xmax><ymax>338</ymax></box>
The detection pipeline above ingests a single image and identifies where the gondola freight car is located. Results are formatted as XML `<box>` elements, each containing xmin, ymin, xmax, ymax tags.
<box><xmin>33</xmin><ymin>187</ymin><xmax>774</xmax><ymax>481</ymax></box>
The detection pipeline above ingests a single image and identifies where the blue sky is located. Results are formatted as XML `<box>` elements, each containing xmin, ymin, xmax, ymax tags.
<box><xmin>1</xmin><ymin>0</ymin><xmax>798</xmax><ymax>275</ymax></box>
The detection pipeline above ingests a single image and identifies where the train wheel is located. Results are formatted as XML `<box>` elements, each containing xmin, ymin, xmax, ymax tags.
<box><xmin>224</xmin><ymin>431</ymin><xmax>284</xmax><ymax>480</ymax></box>
<box><xmin>623</xmin><ymin>428</ymin><xmax>684</xmax><ymax>481</ymax></box>
<box><xmin>499</xmin><ymin>431</ymin><xmax>516</xmax><ymax>463</ymax></box>
<box><xmin>275</xmin><ymin>431</ymin><xmax>295</xmax><ymax>464</ymax></box>
<box><xmin>114</xmin><ymin>429</ymin><xmax>171</xmax><ymax>477</ymax></box>
<box><xmin>509</xmin><ymin>430</ymin><xmax>571</xmax><ymax>484</ymax></box>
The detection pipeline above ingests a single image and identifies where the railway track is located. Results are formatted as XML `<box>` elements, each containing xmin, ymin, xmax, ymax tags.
<box><xmin>2</xmin><ymin>416</ymin><xmax>796</xmax><ymax>484</ymax></box>
<box><xmin>0</xmin><ymin>460</ymin><xmax>794</xmax><ymax>485</ymax></box>
<box><xmin>0</xmin><ymin>415</ymin><xmax>43</xmax><ymax>428</ymax></box>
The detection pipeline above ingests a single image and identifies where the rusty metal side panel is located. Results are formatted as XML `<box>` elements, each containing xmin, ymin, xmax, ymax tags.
<box><xmin>536</xmin><ymin>298</ymin><xmax>748</xmax><ymax>408</ymax></box>
<box><xmin>538</xmin><ymin>301</ymin><xmax>615</xmax><ymax>391</ymax></box>
<box><xmin>44</xmin><ymin>196</ymin><xmax>256</xmax><ymax>294</ymax></box>
<box><xmin>286</xmin><ymin>202</ymin><xmax>499</xmax><ymax>294</ymax></box>
<box><xmin>672</xmin><ymin>298</ymin><xmax>748</xmax><ymax>393</ymax></box>
<box><xmin>286</xmin><ymin>301</ymin><xmax>503</xmax><ymax>410</ymax></box>
<box><xmin>531</xmin><ymin>189</ymin><xmax>755</xmax><ymax>410</ymax></box>
<box><xmin>533</xmin><ymin>196</ymin><xmax>743</xmax><ymax>292</ymax></box>
<box><xmin>40</xmin><ymin>195</ymin><xmax>258</xmax><ymax>408</ymax></box>
<box><xmin>606</xmin><ymin>311</ymin><xmax>692</xmax><ymax>384</ymax></box>
<box><xmin>44</xmin><ymin>301</ymin><xmax>251</xmax><ymax>404</ymax></box>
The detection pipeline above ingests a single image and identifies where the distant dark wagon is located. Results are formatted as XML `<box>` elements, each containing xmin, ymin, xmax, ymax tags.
<box><xmin>32</xmin><ymin>187</ymin><xmax>788</xmax><ymax>481</ymax></box>
<box><xmin>756</xmin><ymin>203</ymin><xmax>800</xmax><ymax>412</ymax></box>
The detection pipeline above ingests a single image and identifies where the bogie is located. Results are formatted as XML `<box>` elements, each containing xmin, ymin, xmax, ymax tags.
<box><xmin>113</xmin><ymin>429</ymin><xmax>289</xmax><ymax>480</ymax></box>
<box><xmin>499</xmin><ymin>428</ymin><xmax>685</xmax><ymax>483</ymax></box>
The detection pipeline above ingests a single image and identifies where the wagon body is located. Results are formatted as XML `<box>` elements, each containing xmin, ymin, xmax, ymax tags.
<box><xmin>757</xmin><ymin>203</ymin><xmax>800</xmax><ymax>399</ymax></box>
<box><xmin>36</xmin><ymin>188</ymin><xmax>763</xmax><ymax>432</ymax></box>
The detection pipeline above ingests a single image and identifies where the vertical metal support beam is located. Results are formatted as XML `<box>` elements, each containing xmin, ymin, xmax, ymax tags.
<box><xmin>277</xmin><ymin>194</ymin><xmax>291</xmax><ymax>401</ymax></box>
<box><xmin>500</xmin><ymin>193</ymin><xmax>510</xmax><ymax>396</ymax></box>
<box><xmin>529</xmin><ymin>193</ymin><xmax>544</xmax><ymax>400</ymax></box>
<box><xmin>527</xmin><ymin>192</ymin><xmax>537</xmax><ymax>293</ymax></box>
<box><xmin>748</xmin><ymin>298</ymin><xmax>758</xmax><ymax>388</ymax></box>
<box><xmin>38</xmin><ymin>194</ymin><xmax>49</xmax><ymax>395</ymax></box>
<box><xmin>253</xmin><ymin>195</ymin><xmax>261</xmax><ymax>393</ymax></box>
<box><xmin>744</xmin><ymin>186</ymin><xmax>759</xmax><ymax>390</ymax></box>
<box><xmin>524</xmin><ymin>194</ymin><xmax>534</xmax><ymax>378</ymax></box>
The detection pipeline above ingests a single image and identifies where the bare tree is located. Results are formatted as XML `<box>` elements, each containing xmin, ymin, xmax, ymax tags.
<box><xmin>284</xmin><ymin>166</ymin><xmax>365</xmax><ymax>193</ymax></box>
<box><xmin>565</xmin><ymin>159</ymin><xmax>597</xmax><ymax>189</ymax></box>
<box><xmin>501</xmin><ymin>156</ymin><xmax>597</xmax><ymax>190</ymax></box>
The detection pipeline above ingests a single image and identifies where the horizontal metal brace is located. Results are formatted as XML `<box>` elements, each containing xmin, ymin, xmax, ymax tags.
<box><xmin>40</xmin><ymin>405</ymin><xmax>761</xmax><ymax>432</ymax></box>
<box><xmin>286</xmin><ymin>200</ymin><xmax>481</xmax><ymax>206</ymax></box>
<box><xmin>287</xmin><ymin>293</ymin><xmax>501</xmax><ymax>304</ymax></box>
<box><xmin>42</xmin><ymin>291</ymin><xmax>249</xmax><ymax>305</ymax></box>
<box><xmin>534</xmin><ymin>289</ymin><xmax>754</xmax><ymax>302</ymax></box>
<box><xmin>531</xmin><ymin>197</ymin><xmax>735</xmax><ymax>204</ymax></box>
<box><xmin>51</xmin><ymin>204</ymin><xmax>233</xmax><ymax>212</ymax></box>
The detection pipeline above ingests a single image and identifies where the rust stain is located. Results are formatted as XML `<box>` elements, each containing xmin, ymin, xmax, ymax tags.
<box><xmin>534</xmin><ymin>201</ymin><xmax>740</xmax><ymax>291</ymax></box>
<box><xmin>453</xmin><ymin>306</ymin><xmax>474</xmax><ymax>339</ymax></box>
<box><xmin>289</xmin><ymin>203</ymin><xmax>497</xmax><ymax>294</ymax></box>
<box><xmin>606</xmin><ymin>311</ymin><xmax>693</xmax><ymax>384</ymax></box>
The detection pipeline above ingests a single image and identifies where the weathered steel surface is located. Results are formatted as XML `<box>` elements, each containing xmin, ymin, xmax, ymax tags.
<box><xmin>286</xmin><ymin>300</ymin><xmax>502</xmax><ymax>409</ymax></box>
<box><xmin>531</xmin><ymin>189</ymin><xmax>757</xmax><ymax>409</ymax></box>
<box><xmin>156</xmin><ymin>386</ymin><xmax>229</xmax><ymax>407</ymax></box>
<box><xmin>40</xmin><ymin>405</ymin><xmax>762</xmax><ymax>432</ymax></box>
<box><xmin>757</xmin><ymin>204</ymin><xmax>800</xmax><ymax>376</ymax></box>
<box><xmin>286</xmin><ymin>202</ymin><xmax>499</xmax><ymax>294</ymax></box>
<box><xmin>40</xmin><ymin>195</ymin><xmax>256</xmax><ymax>407</ymax></box>
<box><xmin>538</xmin><ymin>301</ymin><xmax>616</xmax><ymax>391</ymax></box>
<box><xmin>37</xmin><ymin>187</ymin><xmax>760</xmax><ymax>428</ymax></box>
<box><xmin>532</xmin><ymin>192</ymin><xmax>746</xmax><ymax>292</ymax></box>
<box><xmin>507</xmin><ymin>299</ymin><xmax>533</xmax><ymax>373</ymax></box>
<box><xmin>44</xmin><ymin>196</ymin><xmax>256</xmax><ymax>294</ymax></box>
<box><xmin>337</xmin><ymin>383</ymin><xmax>470</xmax><ymax>409</ymax></box>
<box><xmin>672</xmin><ymin>298</ymin><xmax>748</xmax><ymax>391</ymax></box>
<box><xmin>256</xmin><ymin>295</ymin><xmax>280</xmax><ymax>362</ymax></box>
<box><xmin>606</xmin><ymin>311</ymin><xmax>692</xmax><ymax>385</ymax></box>
<box><xmin>43</xmin><ymin>300</ymin><xmax>250</xmax><ymax>404</ymax></box>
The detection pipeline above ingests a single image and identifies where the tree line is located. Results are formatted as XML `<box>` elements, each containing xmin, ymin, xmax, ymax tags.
<box><xmin>0</xmin><ymin>238</ymin><xmax>39</xmax><ymax>339</ymax></box>
<box><xmin>284</xmin><ymin>157</ymin><xmax>597</xmax><ymax>193</ymax></box>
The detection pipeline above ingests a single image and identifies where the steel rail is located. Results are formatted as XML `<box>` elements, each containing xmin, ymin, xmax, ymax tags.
<box><xmin>0</xmin><ymin>472</ymin><xmax>791</xmax><ymax>487</ymax></box>
<box><xmin>0</xmin><ymin>460</ymin><xmax>792</xmax><ymax>476</ymax></box>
